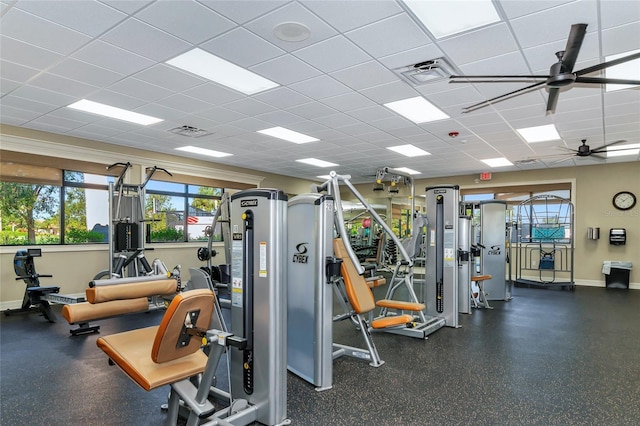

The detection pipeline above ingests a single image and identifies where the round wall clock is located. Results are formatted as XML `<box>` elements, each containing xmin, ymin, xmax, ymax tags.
<box><xmin>612</xmin><ymin>191</ymin><xmax>636</xmax><ymax>210</ymax></box>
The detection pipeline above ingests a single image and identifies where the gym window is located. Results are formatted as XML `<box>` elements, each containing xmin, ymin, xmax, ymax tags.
<box><xmin>144</xmin><ymin>180</ymin><xmax>223</xmax><ymax>243</ymax></box>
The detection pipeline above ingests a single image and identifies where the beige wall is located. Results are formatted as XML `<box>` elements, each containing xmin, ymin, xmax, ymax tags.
<box><xmin>349</xmin><ymin>162</ymin><xmax>639</xmax><ymax>288</ymax></box>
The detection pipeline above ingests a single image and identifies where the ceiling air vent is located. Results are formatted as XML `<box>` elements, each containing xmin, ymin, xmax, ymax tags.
<box><xmin>394</xmin><ymin>58</ymin><xmax>456</xmax><ymax>86</ymax></box>
<box><xmin>169</xmin><ymin>125</ymin><xmax>212</xmax><ymax>138</ymax></box>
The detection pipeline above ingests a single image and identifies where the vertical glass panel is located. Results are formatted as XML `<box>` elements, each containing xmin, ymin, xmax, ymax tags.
<box><xmin>64</xmin><ymin>187</ymin><xmax>109</xmax><ymax>243</ymax></box>
<box><xmin>187</xmin><ymin>197</ymin><xmax>221</xmax><ymax>241</ymax></box>
<box><xmin>146</xmin><ymin>194</ymin><xmax>186</xmax><ymax>242</ymax></box>
<box><xmin>0</xmin><ymin>182</ymin><xmax>60</xmax><ymax>245</ymax></box>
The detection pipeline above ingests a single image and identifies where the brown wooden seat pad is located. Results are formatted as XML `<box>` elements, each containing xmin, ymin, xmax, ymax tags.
<box><xmin>375</xmin><ymin>299</ymin><xmax>425</xmax><ymax>311</ymax></box>
<box><xmin>62</xmin><ymin>298</ymin><xmax>149</xmax><ymax>324</ymax></box>
<box><xmin>96</xmin><ymin>326</ymin><xmax>207</xmax><ymax>391</ymax></box>
<box><xmin>471</xmin><ymin>275</ymin><xmax>493</xmax><ymax>282</ymax></box>
<box><xmin>371</xmin><ymin>314</ymin><xmax>414</xmax><ymax>329</ymax></box>
<box><xmin>86</xmin><ymin>279</ymin><xmax>177</xmax><ymax>304</ymax></box>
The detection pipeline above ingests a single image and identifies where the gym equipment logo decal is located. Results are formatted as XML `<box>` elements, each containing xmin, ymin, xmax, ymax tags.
<box><xmin>292</xmin><ymin>243</ymin><xmax>309</xmax><ymax>264</ymax></box>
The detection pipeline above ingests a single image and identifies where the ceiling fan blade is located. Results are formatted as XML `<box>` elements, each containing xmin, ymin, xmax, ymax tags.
<box><xmin>546</xmin><ymin>87</ymin><xmax>560</xmax><ymax>113</ymax></box>
<box><xmin>561</xmin><ymin>23</ymin><xmax>588</xmax><ymax>73</ymax></box>
<box><xmin>591</xmin><ymin>139</ymin><xmax>628</xmax><ymax>152</ymax></box>
<box><xmin>575</xmin><ymin>76</ymin><xmax>640</xmax><ymax>85</ymax></box>
<box><xmin>462</xmin><ymin>81</ymin><xmax>546</xmax><ymax>113</ymax></box>
<box><xmin>575</xmin><ymin>51</ymin><xmax>640</xmax><ymax>76</ymax></box>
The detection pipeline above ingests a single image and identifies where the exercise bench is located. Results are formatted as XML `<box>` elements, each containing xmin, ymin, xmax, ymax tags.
<box><xmin>61</xmin><ymin>275</ymin><xmax>178</xmax><ymax>335</ymax></box>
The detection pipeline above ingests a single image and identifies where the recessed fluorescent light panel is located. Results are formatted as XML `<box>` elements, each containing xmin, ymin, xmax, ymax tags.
<box><xmin>387</xmin><ymin>144</ymin><xmax>431</xmax><ymax>157</ymax></box>
<box><xmin>176</xmin><ymin>146</ymin><xmax>232</xmax><ymax>158</ymax></box>
<box><xmin>384</xmin><ymin>96</ymin><xmax>449</xmax><ymax>124</ymax></box>
<box><xmin>403</xmin><ymin>0</ymin><xmax>500</xmax><ymax>39</ymax></box>
<box><xmin>605</xmin><ymin>49</ymin><xmax>640</xmax><ymax>92</ymax></box>
<box><xmin>316</xmin><ymin>175</ymin><xmax>332</xmax><ymax>180</ymax></box>
<box><xmin>607</xmin><ymin>143</ymin><xmax>640</xmax><ymax>157</ymax></box>
<box><xmin>166</xmin><ymin>48</ymin><xmax>279</xmax><ymax>95</ymax></box>
<box><xmin>257</xmin><ymin>127</ymin><xmax>319</xmax><ymax>144</ymax></box>
<box><xmin>67</xmin><ymin>99</ymin><xmax>162</xmax><ymax>125</ymax></box>
<box><xmin>296</xmin><ymin>158</ymin><xmax>338</xmax><ymax>168</ymax></box>
<box><xmin>481</xmin><ymin>157</ymin><xmax>513</xmax><ymax>168</ymax></box>
<box><xmin>393</xmin><ymin>167</ymin><xmax>421</xmax><ymax>175</ymax></box>
<box><xmin>517</xmin><ymin>124</ymin><xmax>561</xmax><ymax>143</ymax></box>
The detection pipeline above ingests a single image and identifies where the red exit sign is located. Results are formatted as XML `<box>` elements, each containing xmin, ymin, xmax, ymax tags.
<box><xmin>480</xmin><ymin>172</ymin><xmax>492</xmax><ymax>181</ymax></box>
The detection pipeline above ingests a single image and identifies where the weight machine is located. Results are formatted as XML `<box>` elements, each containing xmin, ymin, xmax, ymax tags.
<box><xmin>97</xmin><ymin>188</ymin><xmax>289</xmax><ymax>425</ymax></box>
<box><xmin>94</xmin><ymin>162</ymin><xmax>173</xmax><ymax>280</ymax></box>
<box><xmin>316</xmin><ymin>171</ymin><xmax>444</xmax><ymax>339</ymax></box>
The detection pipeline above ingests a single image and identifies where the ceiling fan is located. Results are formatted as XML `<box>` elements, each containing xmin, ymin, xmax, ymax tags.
<box><xmin>449</xmin><ymin>23</ymin><xmax>640</xmax><ymax>113</ymax></box>
<box><xmin>521</xmin><ymin>139</ymin><xmax>631</xmax><ymax>164</ymax></box>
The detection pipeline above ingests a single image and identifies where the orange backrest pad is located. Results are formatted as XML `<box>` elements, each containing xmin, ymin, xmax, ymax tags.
<box><xmin>151</xmin><ymin>289</ymin><xmax>215</xmax><ymax>364</ymax></box>
<box><xmin>333</xmin><ymin>239</ymin><xmax>375</xmax><ymax>314</ymax></box>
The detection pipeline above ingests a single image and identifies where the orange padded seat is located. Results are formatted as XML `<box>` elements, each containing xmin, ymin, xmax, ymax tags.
<box><xmin>62</xmin><ymin>298</ymin><xmax>149</xmax><ymax>324</ymax></box>
<box><xmin>86</xmin><ymin>279</ymin><xmax>177</xmax><ymax>304</ymax></box>
<box><xmin>96</xmin><ymin>289</ymin><xmax>214</xmax><ymax>391</ymax></box>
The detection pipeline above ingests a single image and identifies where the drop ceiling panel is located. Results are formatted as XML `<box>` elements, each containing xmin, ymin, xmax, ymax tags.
<box><xmin>135</xmin><ymin>64</ymin><xmax>205</xmax><ymax>92</ymax></box>
<box><xmin>1</xmin><ymin>9</ymin><xmax>93</xmax><ymax>55</ymax></box>
<box><xmin>101</xmin><ymin>18</ymin><xmax>191</xmax><ymax>62</ymax></box>
<box><xmin>200</xmin><ymin>0</ymin><xmax>288</xmax><ymax>25</ymax></box>
<box><xmin>345</xmin><ymin>14</ymin><xmax>429</xmax><ymax>58</ymax></box>
<box><xmin>440</xmin><ymin>24</ymin><xmax>519</xmax><ymax>66</ymax></box>
<box><xmin>330</xmin><ymin>61</ymin><xmax>397</xmax><ymax>91</ymax></box>
<box><xmin>16</xmin><ymin>0</ymin><xmax>126</xmax><ymax>37</ymax></box>
<box><xmin>253</xmin><ymin>87</ymin><xmax>311</xmax><ymax>109</ymax></box>
<box><xmin>201</xmin><ymin>27</ymin><xmax>284</xmax><ymax>68</ymax></box>
<box><xmin>72</xmin><ymin>40</ymin><xmax>155</xmax><ymax>75</ymax></box>
<box><xmin>301</xmin><ymin>0</ymin><xmax>402</xmax><ymax>33</ymax></box>
<box><xmin>28</xmin><ymin>74</ymin><xmax>99</xmax><ymax>99</ymax></box>
<box><xmin>49</xmin><ymin>59</ymin><xmax>125</xmax><ymax>87</ymax></box>
<box><xmin>135</xmin><ymin>1</ymin><xmax>235</xmax><ymax>44</ymax></box>
<box><xmin>249</xmin><ymin>54</ymin><xmax>322</xmax><ymax>85</ymax></box>
<box><xmin>0</xmin><ymin>36</ymin><xmax>64</xmax><ymax>70</ymax></box>
<box><xmin>289</xmin><ymin>75</ymin><xmax>351</xmax><ymax>99</ymax></box>
<box><xmin>293</xmin><ymin>36</ymin><xmax>371</xmax><ymax>73</ymax></box>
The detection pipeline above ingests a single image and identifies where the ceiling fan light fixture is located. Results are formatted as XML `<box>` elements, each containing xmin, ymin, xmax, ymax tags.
<box><xmin>517</xmin><ymin>124</ymin><xmax>561</xmax><ymax>143</ymax></box>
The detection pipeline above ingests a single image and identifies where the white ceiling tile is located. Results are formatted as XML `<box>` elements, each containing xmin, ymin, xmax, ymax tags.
<box><xmin>107</xmin><ymin>77</ymin><xmax>174</xmax><ymax>103</ymax></box>
<box><xmin>201</xmin><ymin>27</ymin><xmax>285</xmax><ymax>68</ymax></box>
<box><xmin>337</xmin><ymin>122</ymin><xmax>379</xmax><ymax>136</ymax></box>
<box><xmin>72</xmin><ymin>40</ymin><xmax>155</xmax><ymax>75</ymax></box>
<box><xmin>499</xmin><ymin>0</ymin><xmax>575</xmax><ymax>20</ymax></box>
<box><xmin>100</xmin><ymin>0</ymin><xmax>153</xmax><ymax>15</ymax></box>
<box><xmin>28</xmin><ymin>73</ymin><xmax>98</xmax><ymax>99</ymax></box>
<box><xmin>199</xmin><ymin>0</ymin><xmax>288</xmax><ymax>25</ymax></box>
<box><xmin>321</xmin><ymin>92</ymin><xmax>377</xmax><ymax>112</ymax></box>
<box><xmin>313</xmin><ymin>113</ymin><xmax>361</xmax><ymax>128</ymax></box>
<box><xmin>196</xmin><ymin>106</ymin><xmax>247</xmax><ymax>124</ymax></box>
<box><xmin>345</xmin><ymin>13</ymin><xmax>429</xmax><ymax>58</ymax></box>
<box><xmin>132</xmin><ymin>103</ymin><xmax>190</xmax><ymax>122</ymax></box>
<box><xmin>135</xmin><ymin>64</ymin><xmax>205</xmax><ymax>92</ymax></box>
<box><xmin>88</xmin><ymin>90</ymin><xmax>147</xmax><ymax>110</ymax></box>
<box><xmin>253</xmin><ymin>87</ymin><xmax>312</xmax><ymax>109</ymax></box>
<box><xmin>440</xmin><ymin>24</ymin><xmax>519</xmax><ymax>66</ymax></box>
<box><xmin>1</xmin><ymin>79</ymin><xmax>21</xmax><ymax>96</ymax></box>
<box><xmin>509</xmin><ymin>2</ymin><xmax>599</xmax><ymax>49</ymax></box>
<box><xmin>102</xmin><ymin>18</ymin><xmax>191</xmax><ymax>62</ymax></box>
<box><xmin>16</xmin><ymin>0</ymin><xmax>126</xmax><ymax>37</ymax></box>
<box><xmin>284</xmin><ymin>102</ymin><xmax>336</xmax><ymax>119</ymax></box>
<box><xmin>359</xmin><ymin>80</ymin><xmax>419</xmax><ymax>104</ymax></box>
<box><xmin>0</xmin><ymin>35</ymin><xmax>64</xmax><ymax>70</ymax></box>
<box><xmin>1</xmin><ymin>95</ymin><xmax>58</xmax><ymax>114</ymax></box>
<box><xmin>1</xmin><ymin>8</ymin><xmax>93</xmax><ymax>55</ymax></box>
<box><xmin>302</xmin><ymin>0</ymin><xmax>402</xmax><ymax>32</ymax></box>
<box><xmin>244</xmin><ymin>2</ymin><xmax>338</xmax><ymax>52</ymax></box>
<box><xmin>293</xmin><ymin>36</ymin><xmax>371</xmax><ymax>73</ymax></box>
<box><xmin>226</xmin><ymin>117</ymin><xmax>273</xmax><ymax>132</ymax></box>
<box><xmin>254</xmin><ymin>110</ymin><xmax>305</xmax><ymax>126</ymax></box>
<box><xmin>71</xmin><ymin>123</ymin><xmax>125</xmax><ymax>138</ymax></box>
<box><xmin>48</xmin><ymin>58</ymin><xmax>125</xmax><ymax>87</ymax></box>
<box><xmin>27</xmin><ymin>114</ymin><xmax>86</xmax><ymax>131</ymax></box>
<box><xmin>135</xmin><ymin>1</ymin><xmax>235</xmax><ymax>44</ymax></box>
<box><xmin>330</xmin><ymin>61</ymin><xmax>397</xmax><ymax>91</ymax></box>
<box><xmin>249</xmin><ymin>54</ymin><xmax>322</xmax><ymax>85</ymax></box>
<box><xmin>370</xmin><ymin>115</ymin><xmax>413</xmax><ymax>131</ymax></box>
<box><xmin>159</xmin><ymin>94</ymin><xmax>216</xmax><ymax>114</ymax></box>
<box><xmin>289</xmin><ymin>75</ymin><xmax>351</xmax><ymax>99</ymax></box>
<box><xmin>378</xmin><ymin>43</ymin><xmax>444</xmax><ymax>70</ymax></box>
<box><xmin>347</xmin><ymin>105</ymin><xmax>396</xmax><ymax>122</ymax></box>
<box><xmin>0</xmin><ymin>60</ymin><xmax>40</xmax><ymax>83</ymax></box>
<box><xmin>182</xmin><ymin>83</ymin><xmax>244</xmax><ymax>105</ymax></box>
<box><xmin>223</xmin><ymin>98</ymin><xmax>277</xmax><ymax>116</ymax></box>
<box><xmin>601</xmin><ymin>22</ymin><xmax>640</xmax><ymax>56</ymax></box>
<box><xmin>600</xmin><ymin>0</ymin><xmax>640</xmax><ymax>29</ymax></box>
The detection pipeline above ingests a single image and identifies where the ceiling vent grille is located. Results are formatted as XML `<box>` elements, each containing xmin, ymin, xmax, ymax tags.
<box><xmin>169</xmin><ymin>125</ymin><xmax>212</xmax><ymax>138</ymax></box>
<box><xmin>394</xmin><ymin>58</ymin><xmax>456</xmax><ymax>86</ymax></box>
